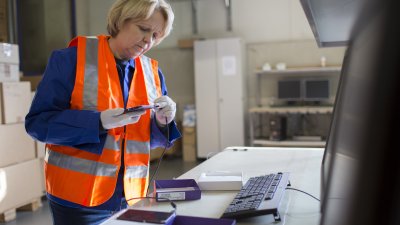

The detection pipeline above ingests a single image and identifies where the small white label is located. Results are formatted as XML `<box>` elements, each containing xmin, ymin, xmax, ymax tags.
<box><xmin>222</xmin><ymin>56</ymin><xmax>236</xmax><ymax>76</ymax></box>
<box><xmin>158</xmin><ymin>192</ymin><xmax>186</xmax><ymax>201</ymax></box>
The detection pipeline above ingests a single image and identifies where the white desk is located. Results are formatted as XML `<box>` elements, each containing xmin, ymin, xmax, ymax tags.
<box><xmin>102</xmin><ymin>147</ymin><xmax>323</xmax><ymax>225</ymax></box>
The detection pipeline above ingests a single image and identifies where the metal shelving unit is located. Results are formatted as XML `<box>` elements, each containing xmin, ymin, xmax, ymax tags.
<box><xmin>249</xmin><ymin>67</ymin><xmax>341</xmax><ymax>147</ymax></box>
<box><xmin>255</xmin><ymin>66</ymin><xmax>341</xmax><ymax>106</ymax></box>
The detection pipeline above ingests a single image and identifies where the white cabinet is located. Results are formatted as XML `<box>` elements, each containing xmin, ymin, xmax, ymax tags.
<box><xmin>194</xmin><ymin>38</ymin><xmax>244</xmax><ymax>158</ymax></box>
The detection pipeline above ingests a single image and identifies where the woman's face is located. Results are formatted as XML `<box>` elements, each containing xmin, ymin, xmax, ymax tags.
<box><xmin>110</xmin><ymin>10</ymin><xmax>165</xmax><ymax>60</ymax></box>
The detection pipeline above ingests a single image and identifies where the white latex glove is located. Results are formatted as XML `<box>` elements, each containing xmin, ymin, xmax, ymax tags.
<box><xmin>154</xmin><ymin>96</ymin><xmax>176</xmax><ymax>125</ymax></box>
<box><xmin>100</xmin><ymin>108</ymin><xmax>146</xmax><ymax>130</ymax></box>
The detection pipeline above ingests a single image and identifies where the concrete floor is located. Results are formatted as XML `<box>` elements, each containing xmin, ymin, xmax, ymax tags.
<box><xmin>3</xmin><ymin>156</ymin><xmax>200</xmax><ymax>225</ymax></box>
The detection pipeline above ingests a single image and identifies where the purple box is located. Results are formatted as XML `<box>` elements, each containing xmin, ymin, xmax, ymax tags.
<box><xmin>172</xmin><ymin>215</ymin><xmax>236</xmax><ymax>225</ymax></box>
<box><xmin>154</xmin><ymin>179</ymin><xmax>201</xmax><ymax>201</ymax></box>
<box><xmin>115</xmin><ymin>210</ymin><xmax>235</xmax><ymax>225</ymax></box>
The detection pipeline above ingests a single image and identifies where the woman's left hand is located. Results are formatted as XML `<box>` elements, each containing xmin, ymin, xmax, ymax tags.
<box><xmin>154</xmin><ymin>96</ymin><xmax>176</xmax><ymax>125</ymax></box>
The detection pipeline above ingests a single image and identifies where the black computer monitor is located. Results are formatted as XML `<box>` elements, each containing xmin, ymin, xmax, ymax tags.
<box><xmin>304</xmin><ymin>79</ymin><xmax>330</xmax><ymax>101</ymax></box>
<box><xmin>277</xmin><ymin>80</ymin><xmax>301</xmax><ymax>101</ymax></box>
<box><xmin>320</xmin><ymin>0</ymin><xmax>400</xmax><ymax>225</ymax></box>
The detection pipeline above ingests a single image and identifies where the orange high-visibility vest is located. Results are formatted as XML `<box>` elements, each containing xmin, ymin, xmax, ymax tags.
<box><xmin>44</xmin><ymin>35</ymin><xmax>162</xmax><ymax>207</ymax></box>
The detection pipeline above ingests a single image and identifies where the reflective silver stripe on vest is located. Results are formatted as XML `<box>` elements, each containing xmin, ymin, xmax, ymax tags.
<box><xmin>125</xmin><ymin>165</ymin><xmax>148</xmax><ymax>179</ymax></box>
<box><xmin>126</xmin><ymin>140</ymin><xmax>150</xmax><ymax>154</ymax></box>
<box><xmin>83</xmin><ymin>37</ymin><xmax>99</xmax><ymax>110</ymax></box>
<box><xmin>104</xmin><ymin>135</ymin><xmax>121</xmax><ymax>151</ymax></box>
<box><xmin>140</xmin><ymin>56</ymin><xmax>158</xmax><ymax>103</ymax></box>
<box><xmin>45</xmin><ymin>149</ymin><xmax>118</xmax><ymax>177</ymax></box>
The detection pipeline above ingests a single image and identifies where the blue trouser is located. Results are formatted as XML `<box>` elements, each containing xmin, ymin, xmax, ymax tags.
<box><xmin>49</xmin><ymin>199</ymin><xmax>127</xmax><ymax>225</ymax></box>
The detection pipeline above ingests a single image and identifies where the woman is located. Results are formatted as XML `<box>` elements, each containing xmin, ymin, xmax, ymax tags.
<box><xmin>25</xmin><ymin>0</ymin><xmax>180</xmax><ymax>224</ymax></box>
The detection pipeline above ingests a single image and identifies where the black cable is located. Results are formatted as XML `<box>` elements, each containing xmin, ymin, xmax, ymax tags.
<box><xmin>129</xmin><ymin>119</ymin><xmax>176</xmax><ymax>212</ymax></box>
<box><xmin>285</xmin><ymin>187</ymin><xmax>320</xmax><ymax>201</ymax></box>
<box><xmin>146</xmin><ymin>117</ymin><xmax>169</xmax><ymax>197</ymax></box>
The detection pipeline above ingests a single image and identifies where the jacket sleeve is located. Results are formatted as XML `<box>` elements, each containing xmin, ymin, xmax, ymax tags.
<box><xmin>25</xmin><ymin>47</ymin><xmax>106</xmax><ymax>155</ymax></box>
<box><xmin>150</xmin><ymin>68</ymin><xmax>181</xmax><ymax>150</ymax></box>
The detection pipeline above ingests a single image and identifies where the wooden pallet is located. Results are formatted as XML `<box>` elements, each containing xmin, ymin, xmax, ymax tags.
<box><xmin>0</xmin><ymin>198</ymin><xmax>42</xmax><ymax>222</ymax></box>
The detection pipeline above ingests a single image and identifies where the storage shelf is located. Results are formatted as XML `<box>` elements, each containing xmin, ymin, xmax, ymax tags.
<box><xmin>255</xmin><ymin>66</ymin><xmax>342</xmax><ymax>76</ymax></box>
<box><xmin>249</xmin><ymin>106</ymin><xmax>333</xmax><ymax>114</ymax></box>
<box><xmin>248</xmin><ymin>107</ymin><xmax>332</xmax><ymax>147</ymax></box>
<box><xmin>249</xmin><ymin>66</ymin><xmax>338</xmax><ymax>147</ymax></box>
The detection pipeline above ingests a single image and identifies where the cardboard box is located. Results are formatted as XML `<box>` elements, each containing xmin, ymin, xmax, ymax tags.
<box><xmin>39</xmin><ymin>158</ymin><xmax>45</xmax><ymax>194</ymax></box>
<box><xmin>182</xmin><ymin>127</ymin><xmax>196</xmax><ymax>161</ymax></box>
<box><xmin>35</xmin><ymin>141</ymin><xmax>46</xmax><ymax>158</ymax></box>
<box><xmin>182</xmin><ymin>127</ymin><xmax>196</xmax><ymax>145</ymax></box>
<box><xmin>0</xmin><ymin>170</ymin><xmax>5</xmax><ymax>202</ymax></box>
<box><xmin>0</xmin><ymin>43</ymin><xmax>18</xmax><ymax>64</ymax></box>
<box><xmin>0</xmin><ymin>63</ymin><xmax>19</xmax><ymax>82</ymax></box>
<box><xmin>183</xmin><ymin>144</ymin><xmax>197</xmax><ymax>162</ymax></box>
<box><xmin>154</xmin><ymin>179</ymin><xmax>201</xmax><ymax>201</ymax></box>
<box><xmin>0</xmin><ymin>123</ymin><xmax>36</xmax><ymax>168</ymax></box>
<box><xmin>0</xmin><ymin>81</ymin><xmax>32</xmax><ymax>124</ymax></box>
<box><xmin>177</xmin><ymin>38</ymin><xmax>202</xmax><ymax>49</ymax></box>
<box><xmin>20</xmin><ymin>75</ymin><xmax>43</xmax><ymax>91</ymax></box>
<box><xmin>0</xmin><ymin>159</ymin><xmax>43</xmax><ymax>214</ymax></box>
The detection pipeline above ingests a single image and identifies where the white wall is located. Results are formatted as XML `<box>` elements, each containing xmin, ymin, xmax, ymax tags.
<box><xmin>76</xmin><ymin>0</ymin><xmax>316</xmax><ymax>47</ymax></box>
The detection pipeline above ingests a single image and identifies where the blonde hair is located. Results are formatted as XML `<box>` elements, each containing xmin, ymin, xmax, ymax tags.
<box><xmin>107</xmin><ymin>0</ymin><xmax>174</xmax><ymax>45</ymax></box>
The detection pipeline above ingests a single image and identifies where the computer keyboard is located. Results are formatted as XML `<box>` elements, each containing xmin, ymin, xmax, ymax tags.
<box><xmin>221</xmin><ymin>172</ymin><xmax>290</xmax><ymax>221</ymax></box>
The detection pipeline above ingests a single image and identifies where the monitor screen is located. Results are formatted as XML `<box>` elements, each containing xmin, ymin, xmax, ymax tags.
<box><xmin>277</xmin><ymin>80</ymin><xmax>301</xmax><ymax>100</ymax></box>
<box><xmin>304</xmin><ymin>79</ymin><xmax>330</xmax><ymax>101</ymax></box>
<box><xmin>320</xmin><ymin>0</ymin><xmax>400</xmax><ymax>225</ymax></box>
<box><xmin>300</xmin><ymin>0</ymin><xmax>362</xmax><ymax>47</ymax></box>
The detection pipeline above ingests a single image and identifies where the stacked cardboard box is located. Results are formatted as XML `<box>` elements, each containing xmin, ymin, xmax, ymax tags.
<box><xmin>28</xmin><ymin>91</ymin><xmax>46</xmax><ymax>195</ymax></box>
<box><xmin>182</xmin><ymin>105</ymin><xmax>197</xmax><ymax>162</ymax></box>
<box><xmin>0</xmin><ymin>82</ymin><xmax>31</xmax><ymax>124</ymax></box>
<box><xmin>0</xmin><ymin>159</ymin><xmax>42</xmax><ymax>222</ymax></box>
<box><xmin>20</xmin><ymin>75</ymin><xmax>43</xmax><ymax>91</ymax></box>
<box><xmin>0</xmin><ymin>43</ymin><xmax>19</xmax><ymax>83</ymax></box>
<box><xmin>36</xmin><ymin>140</ymin><xmax>46</xmax><ymax>194</ymax></box>
<box><xmin>0</xmin><ymin>124</ymin><xmax>36</xmax><ymax>167</ymax></box>
<box><xmin>182</xmin><ymin>127</ymin><xmax>197</xmax><ymax>162</ymax></box>
<box><xmin>0</xmin><ymin>43</ymin><xmax>43</xmax><ymax>222</ymax></box>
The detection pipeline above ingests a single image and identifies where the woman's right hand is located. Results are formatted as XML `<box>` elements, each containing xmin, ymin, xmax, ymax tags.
<box><xmin>100</xmin><ymin>108</ymin><xmax>146</xmax><ymax>130</ymax></box>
